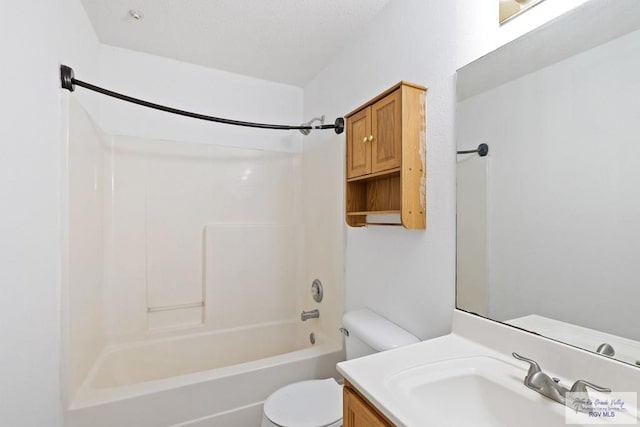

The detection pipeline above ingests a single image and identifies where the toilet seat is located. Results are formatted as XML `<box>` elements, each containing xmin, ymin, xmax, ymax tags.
<box><xmin>263</xmin><ymin>378</ymin><xmax>342</xmax><ymax>427</ymax></box>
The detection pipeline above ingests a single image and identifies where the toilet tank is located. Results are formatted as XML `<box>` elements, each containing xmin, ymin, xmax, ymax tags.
<box><xmin>342</xmin><ymin>308</ymin><xmax>420</xmax><ymax>360</ymax></box>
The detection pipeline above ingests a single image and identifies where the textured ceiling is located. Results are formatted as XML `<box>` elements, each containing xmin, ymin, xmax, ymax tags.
<box><xmin>81</xmin><ymin>0</ymin><xmax>391</xmax><ymax>87</ymax></box>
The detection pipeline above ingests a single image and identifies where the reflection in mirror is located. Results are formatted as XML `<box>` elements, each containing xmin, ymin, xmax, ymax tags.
<box><xmin>456</xmin><ymin>0</ymin><xmax>640</xmax><ymax>367</ymax></box>
<box><xmin>499</xmin><ymin>0</ymin><xmax>545</xmax><ymax>24</ymax></box>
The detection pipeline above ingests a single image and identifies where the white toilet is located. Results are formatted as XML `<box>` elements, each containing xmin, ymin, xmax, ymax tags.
<box><xmin>261</xmin><ymin>308</ymin><xmax>420</xmax><ymax>427</ymax></box>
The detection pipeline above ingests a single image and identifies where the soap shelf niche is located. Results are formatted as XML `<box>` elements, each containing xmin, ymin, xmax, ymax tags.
<box><xmin>346</xmin><ymin>171</ymin><xmax>402</xmax><ymax>227</ymax></box>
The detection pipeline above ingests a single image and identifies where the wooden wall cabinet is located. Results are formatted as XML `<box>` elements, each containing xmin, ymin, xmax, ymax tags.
<box><xmin>343</xmin><ymin>381</ymin><xmax>395</xmax><ymax>427</ymax></box>
<box><xmin>345</xmin><ymin>82</ymin><xmax>427</xmax><ymax>229</ymax></box>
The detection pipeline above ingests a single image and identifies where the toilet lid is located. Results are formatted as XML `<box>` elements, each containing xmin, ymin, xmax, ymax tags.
<box><xmin>264</xmin><ymin>379</ymin><xmax>342</xmax><ymax>427</ymax></box>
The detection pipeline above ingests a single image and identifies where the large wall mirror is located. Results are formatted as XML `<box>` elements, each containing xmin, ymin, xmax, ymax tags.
<box><xmin>456</xmin><ymin>0</ymin><xmax>640</xmax><ymax>368</ymax></box>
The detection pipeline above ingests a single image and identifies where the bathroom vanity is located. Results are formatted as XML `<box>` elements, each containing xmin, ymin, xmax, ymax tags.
<box><xmin>343</xmin><ymin>381</ymin><xmax>393</xmax><ymax>427</ymax></box>
<box><xmin>338</xmin><ymin>311</ymin><xmax>640</xmax><ymax>426</ymax></box>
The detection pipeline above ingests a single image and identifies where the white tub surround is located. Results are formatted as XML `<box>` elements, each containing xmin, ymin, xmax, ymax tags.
<box><xmin>63</xmin><ymin>99</ymin><xmax>346</xmax><ymax>426</ymax></box>
<box><xmin>66</xmin><ymin>321</ymin><xmax>342</xmax><ymax>427</ymax></box>
<box><xmin>338</xmin><ymin>310</ymin><xmax>640</xmax><ymax>426</ymax></box>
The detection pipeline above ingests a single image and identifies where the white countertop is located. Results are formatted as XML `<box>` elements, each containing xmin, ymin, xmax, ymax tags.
<box><xmin>337</xmin><ymin>311</ymin><xmax>640</xmax><ymax>427</ymax></box>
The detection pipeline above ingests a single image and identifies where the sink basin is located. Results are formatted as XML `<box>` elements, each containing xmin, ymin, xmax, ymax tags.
<box><xmin>385</xmin><ymin>356</ymin><xmax>576</xmax><ymax>427</ymax></box>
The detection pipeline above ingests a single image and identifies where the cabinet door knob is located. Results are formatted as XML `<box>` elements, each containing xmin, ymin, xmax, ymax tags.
<box><xmin>368</xmin><ymin>135</ymin><xmax>374</xmax><ymax>142</ymax></box>
<box><xmin>362</xmin><ymin>137</ymin><xmax>368</xmax><ymax>143</ymax></box>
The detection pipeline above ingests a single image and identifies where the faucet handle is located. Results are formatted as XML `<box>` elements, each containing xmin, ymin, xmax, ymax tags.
<box><xmin>570</xmin><ymin>380</ymin><xmax>611</xmax><ymax>394</ymax></box>
<box><xmin>512</xmin><ymin>352</ymin><xmax>542</xmax><ymax>378</ymax></box>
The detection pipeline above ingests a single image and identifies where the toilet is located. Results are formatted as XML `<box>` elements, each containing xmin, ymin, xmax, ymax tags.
<box><xmin>261</xmin><ymin>308</ymin><xmax>420</xmax><ymax>427</ymax></box>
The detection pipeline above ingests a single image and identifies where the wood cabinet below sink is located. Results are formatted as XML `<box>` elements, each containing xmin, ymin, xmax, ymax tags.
<box><xmin>343</xmin><ymin>381</ymin><xmax>395</xmax><ymax>427</ymax></box>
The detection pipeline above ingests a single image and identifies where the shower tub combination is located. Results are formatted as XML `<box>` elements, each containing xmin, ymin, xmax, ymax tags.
<box><xmin>64</xmin><ymin>79</ymin><xmax>345</xmax><ymax>426</ymax></box>
<box><xmin>66</xmin><ymin>320</ymin><xmax>343</xmax><ymax>427</ymax></box>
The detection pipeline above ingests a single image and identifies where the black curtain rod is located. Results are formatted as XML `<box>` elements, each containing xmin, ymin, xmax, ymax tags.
<box><xmin>457</xmin><ymin>143</ymin><xmax>489</xmax><ymax>157</ymax></box>
<box><xmin>60</xmin><ymin>65</ymin><xmax>345</xmax><ymax>135</ymax></box>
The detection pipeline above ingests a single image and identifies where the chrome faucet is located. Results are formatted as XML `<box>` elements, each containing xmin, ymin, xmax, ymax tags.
<box><xmin>301</xmin><ymin>309</ymin><xmax>320</xmax><ymax>321</ymax></box>
<box><xmin>512</xmin><ymin>353</ymin><xmax>611</xmax><ymax>408</ymax></box>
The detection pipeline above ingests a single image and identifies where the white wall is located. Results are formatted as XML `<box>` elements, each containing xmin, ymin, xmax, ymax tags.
<box><xmin>304</xmin><ymin>0</ymin><xmax>458</xmax><ymax>340</ymax></box>
<box><xmin>0</xmin><ymin>0</ymin><xmax>101</xmax><ymax>426</ymax></box>
<box><xmin>457</xmin><ymin>28</ymin><xmax>640</xmax><ymax>341</ymax></box>
<box><xmin>97</xmin><ymin>45</ymin><xmax>303</xmax><ymax>153</ymax></box>
<box><xmin>303</xmin><ymin>0</ymin><xmax>593</xmax><ymax>341</ymax></box>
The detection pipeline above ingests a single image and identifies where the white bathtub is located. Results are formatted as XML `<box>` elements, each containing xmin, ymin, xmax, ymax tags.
<box><xmin>65</xmin><ymin>320</ymin><xmax>344</xmax><ymax>427</ymax></box>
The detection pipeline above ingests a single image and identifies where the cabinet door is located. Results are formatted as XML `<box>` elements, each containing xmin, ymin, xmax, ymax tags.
<box><xmin>343</xmin><ymin>387</ymin><xmax>393</xmax><ymax>427</ymax></box>
<box><xmin>371</xmin><ymin>89</ymin><xmax>402</xmax><ymax>173</ymax></box>
<box><xmin>346</xmin><ymin>107</ymin><xmax>372</xmax><ymax>179</ymax></box>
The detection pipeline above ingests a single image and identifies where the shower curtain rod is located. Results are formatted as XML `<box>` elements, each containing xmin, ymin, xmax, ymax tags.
<box><xmin>59</xmin><ymin>65</ymin><xmax>345</xmax><ymax>135</ymax></box>
<box><xmin>457</xmin><ymin>143</ymin><xmax>489</xmax><ymax>157</ymax></box>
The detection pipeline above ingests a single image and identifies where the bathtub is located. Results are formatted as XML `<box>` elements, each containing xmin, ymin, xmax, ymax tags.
<box><xmin>65</xmin><ymin>320</ymin><xmax>344</xmax><ymax>427</ymax></box>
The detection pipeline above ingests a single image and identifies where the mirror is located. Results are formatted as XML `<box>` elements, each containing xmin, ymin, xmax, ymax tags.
<box><xmin>456</xmin><ymin>0</ymin><xmax>640</xmax><ymax>367</ymax></box>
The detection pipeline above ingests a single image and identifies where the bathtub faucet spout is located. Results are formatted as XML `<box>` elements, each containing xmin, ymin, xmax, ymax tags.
<box><xmin>301</xmin><ymin>309</ymin><xmax>320</xmax><ymax>321</ymax></box>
